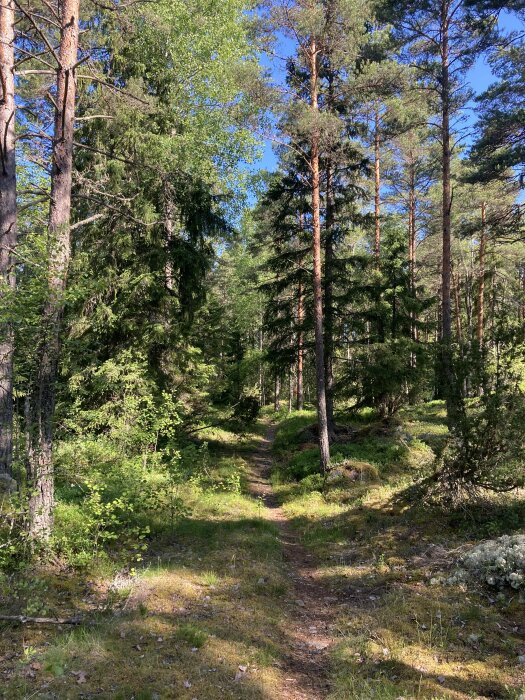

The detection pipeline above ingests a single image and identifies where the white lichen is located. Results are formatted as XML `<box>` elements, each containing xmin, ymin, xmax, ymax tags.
<box><xmin>448</xmin><ymin>535</ymin><xmax>525</xmax><ymax>597</ymax></box>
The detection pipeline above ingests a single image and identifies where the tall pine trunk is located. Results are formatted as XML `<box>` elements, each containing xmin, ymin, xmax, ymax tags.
<box><xmin>324</xmin><ymin>160</ymin><xmax>335</xmax><ymax>438</ymax></box>
<box><xmin>440</xmin><ymin>0</ymin><xmax>459</xmax><ymax>423</ymax></box>
<box><xmin>27</xmin><ymin>0</ymin><xmax>79</xmax><ymax>540</ymax></box>
<box><xmin>408</xmin><ymin>162</ymin><xmax>417</xmax><ymax>342</ymax></box>
<box><xmin>477</xmin><ymin>201</ymin><xmax>486</xmax><ymax>347</ymax></box>
<box><xmin>374</xmin><ymin>108</ymin><xmax>381</xmax><ymax>260</ymax></box>
<box><xmin>274</xmin><ymin>375</ymin><xmax>281</xmax><ymax>412</ymax></box>
<box><xmin>453</xmin><ymin>272</ymin><xmax>463</xmax><ymax>344</ymax></box>
<box><xmin>309</xmin><ymin>36</ymin><xmax>330</xmax><ymax>473</ymax></box>
<box><xmin>0</xmin><ymin>0</ymin><xmax>17</xmax><ymax>477</ymax></box>
<box><xmin>296</xmin><ymin>277</ymin><xmax>304</xmax><ymax>411</ymax></box>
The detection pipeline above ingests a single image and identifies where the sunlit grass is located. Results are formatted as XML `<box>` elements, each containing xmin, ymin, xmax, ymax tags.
<box><xmin>273</xmin><ymin>402</ymin><xmax>525</xmax><ymax>699</ymax></box>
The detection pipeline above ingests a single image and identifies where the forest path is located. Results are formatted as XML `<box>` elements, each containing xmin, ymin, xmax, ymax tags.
<box><xmin>245</xmin><ymin>425</ymin><xmax>335</xmax><ymax>700</ymax></box>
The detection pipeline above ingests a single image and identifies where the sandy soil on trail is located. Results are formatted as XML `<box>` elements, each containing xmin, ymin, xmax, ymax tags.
<box><xmin>246</xmin><ymin>425</ymin><xmax>336</xmax><ymax>700</ymax></box>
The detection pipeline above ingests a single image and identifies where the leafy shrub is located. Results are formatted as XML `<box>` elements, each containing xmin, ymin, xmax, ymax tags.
<box><xmin>52</xmin><ymin>484</ymin><xmax>150</xmax><ymax>568</ymax></box>
<box><xmin>0</xmin><ymin>495</ymin><xmax>29</xmax><ymax>570</ymax></box>
<box><xmin>343</xmin><ymin>339</ymin><xmax>432</xmax><ymax>419</ymax></box>
<box><xmin>431</xmin><ymin>384</ymin><xmax>525</xmax><ymax>501</ymax></box>
<box><xmin>298</xmin><ymin>473</ymin><xmax>325</xmax><ymax>492</ymax></box>
<box><xmin>232</xmin><ymin>394</ymin><xmax>260</xmax><ymax>424</ymax></box>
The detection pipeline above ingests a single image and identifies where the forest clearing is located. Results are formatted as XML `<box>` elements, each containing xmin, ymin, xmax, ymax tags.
<box><xmin>2</xmin><ymin>0</ymin><xmax>525</xmax><ymax>698</ymax></box>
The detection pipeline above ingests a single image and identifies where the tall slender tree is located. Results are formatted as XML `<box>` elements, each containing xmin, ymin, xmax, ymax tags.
<box><xmin>308</xmin><ymin>33</ymin><xmax>330</xmax><ymax>471</ymax></box>
<box><xmin>27</xmin><ymin>0</ymin><xmax>80</xmax><ymax>539</ymax></box>
<box><xmin>0</xmin><ymin>0</ymin><xmax>16</xmax><ymax>477</ymax></box>
<box><xmin>391</xmin><ymin>0</ymin><xmax>494</xmax><ymax>419</ymax></box>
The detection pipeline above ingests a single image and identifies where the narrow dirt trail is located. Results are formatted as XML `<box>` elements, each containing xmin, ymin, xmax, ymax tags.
<box><xmin>246</xmin><ymin>425</ymin><xmax>337</xmax><ymax>700</ymax></box>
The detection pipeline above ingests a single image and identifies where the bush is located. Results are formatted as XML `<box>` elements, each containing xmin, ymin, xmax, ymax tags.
<box><xmin>0</xmin><ymin>495</ymin><xmax>29</xmax><ymax>570</ymax></box>
<box><xmin>52</xmin><ymin>485</ymin><xmax>150</xmax><ymax>569</ymax></box>
<box><xmin>431</xmin><ymin>384</ymin><xmax>525</xmax><ymax>502</ymax></box>
<box><xmin>232</xmin><ymin>394</ymin><xmax>260</xmax><ymax>424</ymax></box>
<box><xmin>343</xmin><ymin>339</ymin><xmax>432</xmax><ymax>420</ymax></box>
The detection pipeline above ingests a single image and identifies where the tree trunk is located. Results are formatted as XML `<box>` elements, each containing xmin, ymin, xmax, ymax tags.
<box><xmin>477</xmin><ymin>201</ymin><xmax>486</xmax><ymax>347</ymax></box>
<box><xmin>309</xmin><ymin>36</ymin><xmax>330</xmax><ymax>473</ymax></box>
<box><xmin>27</xmin><ymin>0</ymin><xmax>80</xmax><ymax>540</ymax></box>
<box><xmin>274</xmin><ymin>375</ymin><xmax>281</xmax><ymax>412</ymax></box>
<box><xmin>408</xmin><ymin>162</ymin><xmax>417</xmax><ymax>342</ymax></box>
<box><xmin>453</xmin><ymin>272</ymin><xmax>463</xmax><ymax>344</ymax></box>
<box><xmin>440</xmin><ymin>1</ymin><xmax>459</xmax><ymax>420</ymax></box>
<box><xmin>374</xmin><ymin>108</ymin><xmax>381</xmax><ymax>260</ymax></box>
<box><xmin>324</xmin><ymin>159</ymin><xmax>335</xmax><ymax>438</ymax></box>
<box><xmin>0</xmin><ymin>0</ymin><xmax>16</xmax><ymax>477</ymax></box>
<box><xmin>259</xmin><ymin>315</ymin><xmax>264</xmax><ymax>406</ymax></box>
<box><xmin>163</xmin><ymin>179</ymin><xmax>175</xmax><ymax>291</ymax></box>
<box><xmin>296</xmin><ymin>278</ymin><xmax>304</xmax><ymax>411</ymax></box>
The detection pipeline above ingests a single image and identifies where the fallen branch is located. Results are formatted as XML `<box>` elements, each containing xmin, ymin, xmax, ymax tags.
<box><xmin>0</xmin><ymin>614</ymin><xmax>83</xmax><ymax>625</ymax></box>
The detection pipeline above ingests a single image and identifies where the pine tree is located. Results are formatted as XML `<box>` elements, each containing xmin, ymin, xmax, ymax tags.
<box><xmin>390</xmin><ymin>0</ymin><xmax>495</xmax><ymax>422</ymax></box>
<box><xmin>25</xmin><ymin>0</ymin><xmax>80</xmax><ymax>540</ymax></box>
<box><xmin>0</xmin><ymin>0</ymin><xmax>16</xmax><ymax>477</ymax></box>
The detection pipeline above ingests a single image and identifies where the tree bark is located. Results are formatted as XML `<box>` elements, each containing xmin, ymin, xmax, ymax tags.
<box><xmin>163</xmin><ymin>179</ymin><xmax>175</xmax><ymax>292</ymax></box>
<box><xmin>308</xmin><ymin>36</ymin><xmax>330</xmax><ymax>473</ymax></box>
<box><xmin>273</xmin><ymin>375</ymin><xmax>281</xmax><ymax>412</ymax></box>
<box><xmin>441</xmin><ymin>4</ymin><xmax>452</xmax><ymax>347</ymax></box>
<box><xmin>374</xmin><ymin>108</ymin><xmax>381</xmax><ymax>261</ymax></box>
<box><xmin>296</xmin><ymin>278</ymin><xmax>304</xmax><ymax>411</ymax></box>
<box><xmin>323</xmin><ymin>52</ymin><xmax>336</xmax><ymax>438</ymax></box>
<box><xmin>324</xmin><ymin>159</ymin><xmax>335</xmax><ymax>438</ymax></box>
<box><xmin>453</xmin><ymin>271</ymin><xmax>463</xmax><ymax>344</ymax></box>
<box><xmin>27</xmin><ymin>0</ymin><xmax>80</xmax><ymax>540</ymax></box>
<box><xmin>440</xmin><ymin>0</ymin><xmax>458</xmax><ymax>420</ymax></box>
<box><xmin>0</xmin><ymin>0</ymin><xmax>17</xmax><ymax>476</ymax></box>
<box><xmin>408</xmin><ymin>162</ymin><xmax>417</xmax><ymax>342</ymax></box>
<box><xmin>477</xmin><ymin>201</ymin><xmax>486</xmax><ymax>347</ymax></box>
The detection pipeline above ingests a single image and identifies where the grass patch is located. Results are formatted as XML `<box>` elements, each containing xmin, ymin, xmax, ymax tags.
<box><xmin>175</xmin><ymin>622</ymin><xmax>208</xmax><ymax>648</ymax></box>
<box><xmin>274</xmin><ymin>404</ymin><xmax>525</xmax><ymax>700</ymax></box>
<box><xmin>0</xmin><ymin>422</ymin><xmax>290</xmax><ymax>700</ymax></box>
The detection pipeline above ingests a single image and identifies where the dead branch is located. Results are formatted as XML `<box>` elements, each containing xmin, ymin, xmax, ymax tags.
<box><xmin>0</xmin><ymin>614</ymin><xmax>83</xmax><ymax>625</ymax></box>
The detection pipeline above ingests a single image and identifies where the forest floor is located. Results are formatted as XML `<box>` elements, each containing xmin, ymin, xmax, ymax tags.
<box><xmin>1</xmin><ymin>404</ymin><xmax>525</xmax><ymax>699</ymax></box>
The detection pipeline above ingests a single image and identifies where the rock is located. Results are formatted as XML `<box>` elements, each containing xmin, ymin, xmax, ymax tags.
<box><xmin>326</xmin><ymin>468</ymin><xmax>345</xmax><ymax>483</ymax></box>
<box><xmin>295</xmin><ymin>599</ymin><xmax>305</xmax><ymax>607</ymax></box>
<box><xmin>394</xmin><ymin>426</ymin><xmax>414</xmax><ymax>443</ymax></box>
<box><xmin>0</xmin><ymin>473</ymin><xmax>17</xmax><ymax>494</ymax></box>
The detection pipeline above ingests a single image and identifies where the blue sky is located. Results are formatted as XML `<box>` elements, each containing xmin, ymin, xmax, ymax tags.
<box><xmin>256</xmin><ymin>10</ymin><xmax>523</xmax><ymax>173</ymax></box>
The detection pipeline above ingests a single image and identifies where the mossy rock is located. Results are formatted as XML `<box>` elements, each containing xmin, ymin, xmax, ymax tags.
<box><xmin>329</xmin><ymin>459</ymin><xmax>380</xmax><ymax>483</ymax></box>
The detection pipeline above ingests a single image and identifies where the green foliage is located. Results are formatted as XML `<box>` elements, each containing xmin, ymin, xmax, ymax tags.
<box><xmin>345</xmin><ymin>339</ymin><xmax>432</xmax><ymax>419</ymax></box>
<box><xmin>430</xmin><ymin>332</ymin><xmax>525</xmax><ymax>501</ymax></box>
<box><xmin>232</xmin><ymin>395</ymin><xmax>261</xmax><ymax>425</ymax></box>
<box><xmin>272</xmin><ymin>411</ymin><xmax>317</xmax><ymax>454</ymax></box>
<box><xmin>175</xmin><ymin>623</ymin><xmax>208</xmax><ymax>648</ymax></box>
<box><xmin>0</xmin><ymin>495</ymin><xmax>29</xmax><ymax>570</ymax></box>
<box><xmin>45</xmin><ymin>417</ymin><xmax>246</xmax><ymax>569</ymax></box>
<box><xmin>432</xmin><ymin>385</ymin><xmax>525</xmax><ymax>501</ymax></box>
